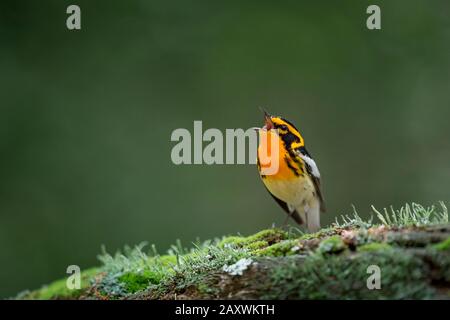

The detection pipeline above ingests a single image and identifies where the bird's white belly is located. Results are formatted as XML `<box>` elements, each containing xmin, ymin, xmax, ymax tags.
<box><xmin>263</xmin><ymin>176</ymin><xmax>316</xmax><ymax>208</ymax></box>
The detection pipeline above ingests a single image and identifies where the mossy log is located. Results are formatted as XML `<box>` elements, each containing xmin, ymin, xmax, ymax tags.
<box><xmin>18</xmin><ymin>224</ymin><xmax>450</xmax><ymax>300</ymax></box>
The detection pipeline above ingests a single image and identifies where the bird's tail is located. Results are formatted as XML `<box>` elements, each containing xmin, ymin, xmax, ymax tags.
<box><xmin>306</xmin><ymin>205</ymin><xmax>321</xmax><ymax>232</ymax></box>
<box><xmin>294</xmin><ymin>200</ymin><xmax>321</xmax><ymax>232</ymax></box>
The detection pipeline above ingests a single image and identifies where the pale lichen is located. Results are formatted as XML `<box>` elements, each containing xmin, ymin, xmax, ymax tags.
<box><xmin>222</xmin><ymin>258</ymin><xmax>254</xmax><ymax>276</ymax></box>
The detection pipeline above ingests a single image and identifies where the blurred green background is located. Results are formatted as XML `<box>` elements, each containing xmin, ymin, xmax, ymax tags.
<box><xmin>1</xmin><ymin>0</ymin><xmax>449</xmax><ymax>298</ymax></box>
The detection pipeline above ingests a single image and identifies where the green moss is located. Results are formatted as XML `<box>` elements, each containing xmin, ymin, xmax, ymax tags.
<box><xmin>245</xmin><ymin>240</ymin><xmax>269</xmax><ymax>252</ymax></box>
<box><xmin>425</xmin><ymin>250</ymin><xmax>450</xmax><ymax>283</ymax></box>
<box><xmin>26</xmin><ymin>267</ymin><xmax>98</xmax><ymax>300</ymax></box>
<box><xmin>433</xmin><ymin>237</ymin><xmax>450</xmax><ymax>251</ymax></box>
<box><xmin>116</xmin><ymin>255</ymin><xmax>177</xmax><ymax>293</ymax></box>
<box><xmin>316</xmin><ymin>235</ymin><xmax>346</xmax><ymax>254</ymax></box>
<box><xmin>264</xmin><ymin>249</ymin><xmax>435</xmax><ymax>299</ymax></box>
<box><xmin>218</xmin><ymin>228</ymin><xmax>287</xmax><ymax>250</ymax></box>
<box><xmin>19</xmin><ymin>221</ymin><xmax>450</xmax><ymax>300</ymax></box>
<box><xmin>118</xmin><ymin>272</ymin><xmax>152</xmax><ymax>293</ymax></box>
<box><xmin>247</xmin><ymin>228</ymin><xmax>287</xmax><ymax>242</ymax></box>
<box><xmin>358</xmin><ymin>242</ymin><xmax>393</xmax><ymax>252</ymax></box>
<box><xmin>196</xmin><ymin>280</ymin><xmax>219</xmax><ymax>296</ymax></box>
<box><xmin>257</xmin><ymin>239</ymin><xmax>300</xmax><ymax>257</ymax></box>
<box><xmin>158</xmin><ymin>254</ymin><xmax>177</xmax><ymax>266</ymax></box>
<box><xmin>298</xmin><ymin>227</ymin><xmax>339</xmax><ymax>241</ymax></box>
<box><xmin>218</xmin><ymin>236</ymin><xmax>245</xmax><ymax>247</ymax></box>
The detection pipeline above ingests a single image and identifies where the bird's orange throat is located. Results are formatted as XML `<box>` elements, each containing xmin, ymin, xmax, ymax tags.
<box><xmin>257</xmin><ymin>130</ymin><xmax>302</xmax><ymax>180</ymax></box>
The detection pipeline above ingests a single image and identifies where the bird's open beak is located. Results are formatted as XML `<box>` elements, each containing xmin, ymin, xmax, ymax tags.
<box><xmin>260</xmin><ymin>107</ymin><xmax>274</xmax><ymax>130</ymax></box>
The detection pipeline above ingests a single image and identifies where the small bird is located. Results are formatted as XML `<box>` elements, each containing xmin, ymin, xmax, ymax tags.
<box><xmin>256</xmin><ymin>110</ymin><xmax>325</xmax><ymax>232</ymax></box>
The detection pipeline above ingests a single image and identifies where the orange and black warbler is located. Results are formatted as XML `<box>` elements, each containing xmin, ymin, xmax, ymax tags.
<box><xmin>256</xmin><ymin>110</ymin><xmax>325</xmax><ymax>232</ymax></box>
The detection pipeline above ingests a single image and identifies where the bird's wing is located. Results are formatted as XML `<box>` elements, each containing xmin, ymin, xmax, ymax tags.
<box><xmin>264</xmin><ymin>186</ymin><xmax>304</xmax><ymax>225</ymax></box>
<box><xmin>296</xmin><ymin>147</ymin><xmax>326</xmax><ymax>212</ymax></box>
